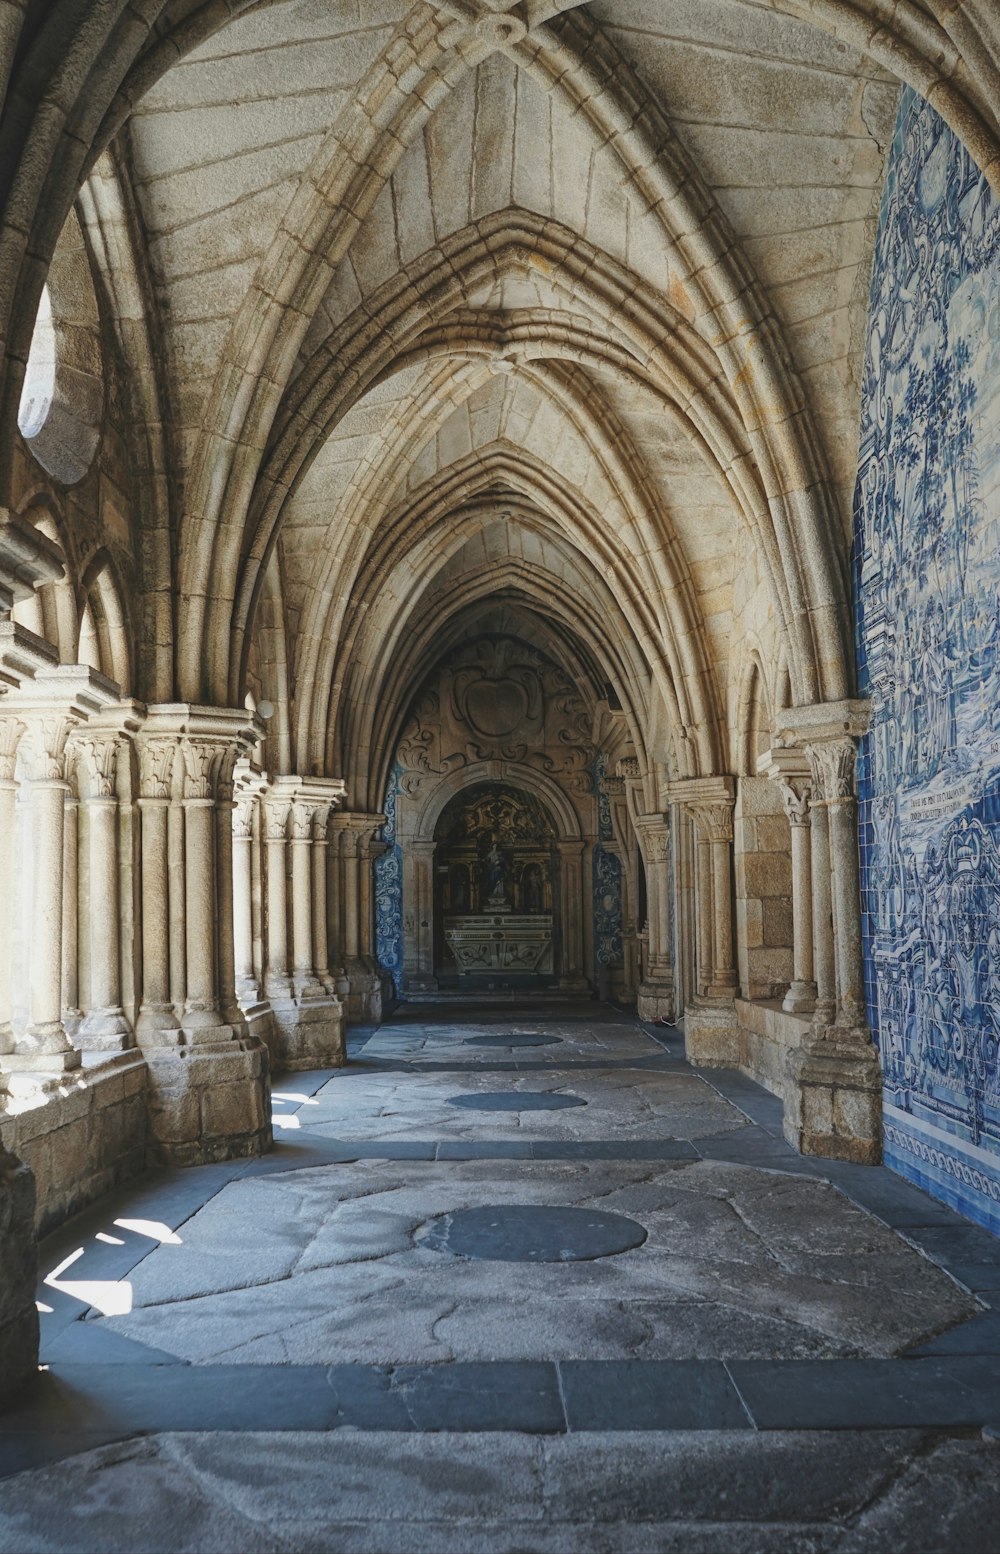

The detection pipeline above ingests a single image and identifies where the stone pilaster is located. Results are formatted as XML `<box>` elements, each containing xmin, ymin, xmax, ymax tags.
<box><xmin>668</xmin><ymin>775</ymin><xmax>739</xmax><ymax>1067</ymax></box>
<box><xmin>634</xmin><ymin>814</ymin><xmax>674</xmax><ymax>1021</ymax></box>
<box><xmin>136</xmin><ymin>706</ymin><xmax>271</xmax><ymax>1168</ymax></box>
<box><xmin>757</xmin><ymin>746</ymin><xmax>816</xmax><ymax>1014</ymax></box>
<box><xmin>777</xmin><ymin>701</ymin><xmax>881</xmax><ymax>1165</ymax></box>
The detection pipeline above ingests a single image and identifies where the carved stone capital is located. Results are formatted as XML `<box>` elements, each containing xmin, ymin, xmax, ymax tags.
<box><xmin>634</xmin><ymin>814</ymin><xmax>670</xmax><ymax>864</ymax></box>
<box><xmin>616</xmin><ymin>755</ymin><xmax>641</xmax><ymax>780</ymax></box>
<box><xmin>690</xmin><ymin>802</ymin><xmax>735</xmax><ymax>844</ymax></box>
<box><xmin>137</xmin><ymin>736</ymin><xmax>177</xmax><ymax>800</ymax></box>
<box><xmin>20</xmin><ymin>713</ymin><xmax>77</xmax><ymax>782</ymax></box>
<box><xmin>289</xmin><ymin>799</ymin><xmax>318</xmax><ymax>842</ymax></box>
<box><xmin>233</xmin><ymin>794</ymin><xmax>256</xmax><ymax>840</ymax></box>
<box><xmin>0</xmin><ymin>714</ymin><xmax>25</xmax><ymax>781</ymax></box>
<box><xmin>806</xmin><ymin>738</ymin><xmax>858</xmax><ymax>804</ymax></box>
<box><xmin>778</xmin><ymin>779</ymin><xmax>812</xmax><ymax>826</ymax></box>
<box><xmin>262</xmin><ymin>797</ymin><xmax>291</xmax><ymax>842</ymax></box>
<box><xmin>181</xmin><ymin>740</ymin><xmax>218</xmax><ymax>802</ymax></box>
<box><xmin>73</xmin><ymin>731</ymin><xmax>120</xmax><ymax>799</ymax></box>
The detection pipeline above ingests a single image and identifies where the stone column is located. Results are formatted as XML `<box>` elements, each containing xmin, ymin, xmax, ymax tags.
<box><xmin>635</xmin><ymin>815</ymin><xmax>674</xmax><ymax>1021</ymax></box>
<box><xmin>777</xmin><ymin>700</ymin><xmax>881</xmax><ymax>1165</ymax></box>
<box><xmin>312</xmin><ymin>803</ymin><xmax>336</xmax><ymax>995</ymax></box>
<box><xmin>136</xmin><ymin>736</ymin><xmax>181</xmax><ymax>1044</ymax></box>
<box><xmin>342</xmin><ymin>827</ymin><xmax>360</xmax><ymax>963</ymax></box>
<box><xmin>0</xmin><ymin>717</ymin><xmax>24</xmax><ymax>1056</ymax></box>
<box><xmin>232</xmin><ymin>786</ymin><xmax>258</xmax><ymax>1001</ymax></box>
<box><xmin>327</xmin><ymin>824</ymin><xmax>349</xmax><ymax>997</ymax></box>
<box><xmin>780</xmin><ymin>780</ymin><xmax>816</xmax><ymax>1014</ymax></box>
<box><xmin>358</xmin><ymin>831</ymin><xmax>373</xmax><ymax>960</ymax></box>
<box><xmin>812</xmin><ymin>739</ymin><xmax>869</xmax><ymax>1032</ymax></box>
<box><xmin>807</xmin><ymin>789</ymin><xmax>836</xmax><ymax>1025</ymax></box>
<box><xmin>180</xmin><ymin>740</ymin><xmax>224</xmax><ymax>1038</ymax></box>
<box><xmin>61</xmin><ymin>784</ymin><xmax>81</xmax><ymax>1031</ymax></box>
<box><xmin>215</xmin><ymin>765</ymin><xmax>246</xmax><ymax>1039</ymax></box>
<box><xmin>263</xmin><ymin>792</ymin><xmax>292</xmax><ymax>1000</ymax></box>
<box><xmin>695</xmin><ymin>829</ymin><xmax>713</xmax><ymax>998</ymax></box>
<box><xmin>230</xmin><ymin>763</ymin><xmax>274</xmax><ymax>1058</ymax></box>
<box><xmin>75</xmin><ymin>732</ymin><xmax>131</xmax><ymax>1048</ymax></box>
<box><xmin>289</xmin><ymin>799</ymin><xmax>324</xmax><ymax>1000</ymax></box>
<box><xmin>140</xmin><ymin>706</ymin><xmax>270</xmax><ymax>1167</ymax></box>
<box><xmin>557</xmin><ymin>839</ymin><xmax>588</xmax><ymax>991</ymax></box>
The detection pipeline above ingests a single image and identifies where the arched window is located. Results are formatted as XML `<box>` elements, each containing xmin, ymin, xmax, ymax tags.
<box><xmin>17</xmin><ymin>285</ymin><xmax>56</xmax><ymax>440</ymax></box>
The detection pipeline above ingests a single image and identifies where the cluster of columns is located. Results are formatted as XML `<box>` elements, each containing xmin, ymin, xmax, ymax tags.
<box><xmin>634</xmin><ymin>811</ymin><xmax>674</xmax><ymax>1021</ymax></box>
<box><xmin>752</xmin><ymin>703</ymin><xmax>880</xmax><ymax>1161</ymax></box>
<box><xmin>328</xmin><ymin>813</ymin><xmax>387</xmax><ymax>1022</ymax></box>
<box><xmin>233</xmin><ymin>773</ymin><xmax>348</xmax><ymax>1068</ymax></box>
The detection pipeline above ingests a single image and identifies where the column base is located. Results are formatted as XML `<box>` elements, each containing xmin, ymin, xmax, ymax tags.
<box><xmin>684</xmin><ymin>1001</ymin><xmax>738</xmax><ymax>1067</ymax></box>
<box><xmin>269</xmin><ymin>996</ymin><xmax>345</xmax><ymax>1070</ymax></box>
<box><xmin>77</xmin><ymin>1008</ymin><xmax>133</xmax><ymax>1052</ymax></box>
<box><xmin>144</xmin><ymin>1038</ymin><xmax>272</xmax><ymax>1167</ymax></box>
<box><xmin>783</xmin><ymin>1032</ymin><xmax>882</xmax><ymax>1164</ymax></box>
<box><xmin>638</xmin><ymin>979</ymin><xmax>675</xmax><ymax>1022</ymax></box>
<box><xmin>5</xmin><ymin>1042</ymin><xmax>81</xmax><ymax>1074</ymax></box>
<box><xmin>135</xmin><ymin>1004</ymin><xmax>182</xmax><ymax>1046</ymax></box>
<box><xmin>344</xmin><ymin>967</ymin><xmax>383</xmax><ymax>1024</ymax></box>
<box><xmin>0</xmin><ymin>1149</ymin><xmax>38</xmax><ymax>1403</ymax></box>
<box><xmin>782</xmin><ymin>980</ymin><xmax>817</xmax><ymax>1014</ymax></box>
<box><xmin>239</xmin><ymin>999</ymin><xmax>276</xmax><ymax>1063</ymax></box>
<box><xmin>558</xmin><ymin>974</ymin><xmax>590</xmax><ymax>994</ymax></box>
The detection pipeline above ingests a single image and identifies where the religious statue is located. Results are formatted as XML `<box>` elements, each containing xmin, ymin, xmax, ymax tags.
<box><xmin>483</xmin><ymin>842</ymin><xmax>508</xmax><ymax>907</ymax></box>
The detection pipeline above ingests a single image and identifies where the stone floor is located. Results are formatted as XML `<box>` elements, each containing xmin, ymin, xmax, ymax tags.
<box><xmin>3</xmin><ymin>1000</ymin><xmax>1000</xmax><ymax>1552</ymax></box>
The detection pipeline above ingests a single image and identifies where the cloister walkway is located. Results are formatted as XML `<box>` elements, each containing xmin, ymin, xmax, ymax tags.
<box><xmin>2</xmin><ymin>1001</ymin><xmax>1000</xmax><ymax>1551</ymax></box>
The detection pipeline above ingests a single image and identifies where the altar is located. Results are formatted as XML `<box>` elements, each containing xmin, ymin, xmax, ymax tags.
<box><xmin>442</xmin><ymin>913</ymin><xmax>555</xmax><ymax>982</ymax></box>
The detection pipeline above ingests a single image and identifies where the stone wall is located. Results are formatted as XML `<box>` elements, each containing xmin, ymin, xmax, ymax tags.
<box><xmin>0</xmin><ymin>1055</ymin><xmax>146</xmax><ymax>1235</ymax></box>
<box><xmin>0</xmin><ymin>1149</ymin><xmax>37</xmax><ymax>1403</ymax></box>
<box><xmin>855</xmin><ymin>87</ymin><xmax>1000</xmax><ymax>1230</ymax></box>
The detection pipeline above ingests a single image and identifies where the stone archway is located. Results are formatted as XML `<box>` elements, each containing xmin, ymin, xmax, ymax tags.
<box><xmin>399</xmin><ymin>758</ymin><xmax>592</xmax><ymax>996</ymax></box>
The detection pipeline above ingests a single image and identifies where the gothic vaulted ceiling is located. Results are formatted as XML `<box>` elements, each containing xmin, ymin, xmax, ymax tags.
<box><xmin>12</xmin><ymin>0</ymin><xmax>1000</xmax><ymax>804</ymax></box>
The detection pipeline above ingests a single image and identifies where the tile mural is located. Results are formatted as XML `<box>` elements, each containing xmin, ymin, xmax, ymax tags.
<box><xmin>374</xmin><ymin>764</ymin><xmax>404</xmax><ymax>997</ymax></box>
<box><xmin>854</xmin><ymin>86</ymin><xmax>1000</xmax><ymax>1229</ymax></box>
<box><xmin>592</xmin><ymin>754</ymin><xmax>623</xmax><ymax>972</ymax></box>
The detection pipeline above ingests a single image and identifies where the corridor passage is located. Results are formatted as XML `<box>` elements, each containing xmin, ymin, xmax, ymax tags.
<box><xmin>2</xmin><ymin>1002</ymin><xmax>1000</xmax><ymax>1551</ymax></box>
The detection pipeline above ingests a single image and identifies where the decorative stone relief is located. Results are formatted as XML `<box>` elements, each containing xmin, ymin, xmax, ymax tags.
<box><xmin>398</xmin><ymin>635</ymin><xmax>593</xmax><ymax>796</ymax></box>
<box><xmin>854</xmin><ymin>86</ymin><xmax>1000</xmax><ymax>1228</ymax></box>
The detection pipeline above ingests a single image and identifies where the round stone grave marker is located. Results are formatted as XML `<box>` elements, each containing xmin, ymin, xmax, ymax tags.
<box><xmin>447</xmin><ymin>1091</ymin><xmax>586</xmax><ymax>1112</ymax></box>
<box><xmin>463</xmin><ymin>1033</ymin><xmax>562</xmax><ymax>1048</ymax></box>
<box><xmin>417</xmin><ymin>1204</ymin><xmax>647</xmax><ymax>1262</ymax></box>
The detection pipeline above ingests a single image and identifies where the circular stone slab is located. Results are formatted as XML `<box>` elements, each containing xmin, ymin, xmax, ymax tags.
<box><xmin>417</xmin><ymin>1205</ymin><xmax>647</xmax><ymax>1262</ymax></box>
<box><xmin>463</xmin><ymin>1033</ymin><xmax>562</xmax><ymax>1048</ymax></box>
<box><xmin>446</xmin><ymin>1091</ymin><xmax>587</xmax><ymax>1112</ymax></box>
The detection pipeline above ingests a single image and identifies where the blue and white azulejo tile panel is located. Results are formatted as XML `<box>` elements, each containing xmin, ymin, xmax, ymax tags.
<box><xmin>374</xmin><ymin>764</ymin><xmax>404</xmax><ymax>996</ymax></box>
<box><xmin>854</xmin><ymin>87</ymin><xmax>1000</xmax><ymax>1230</ymax></box>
